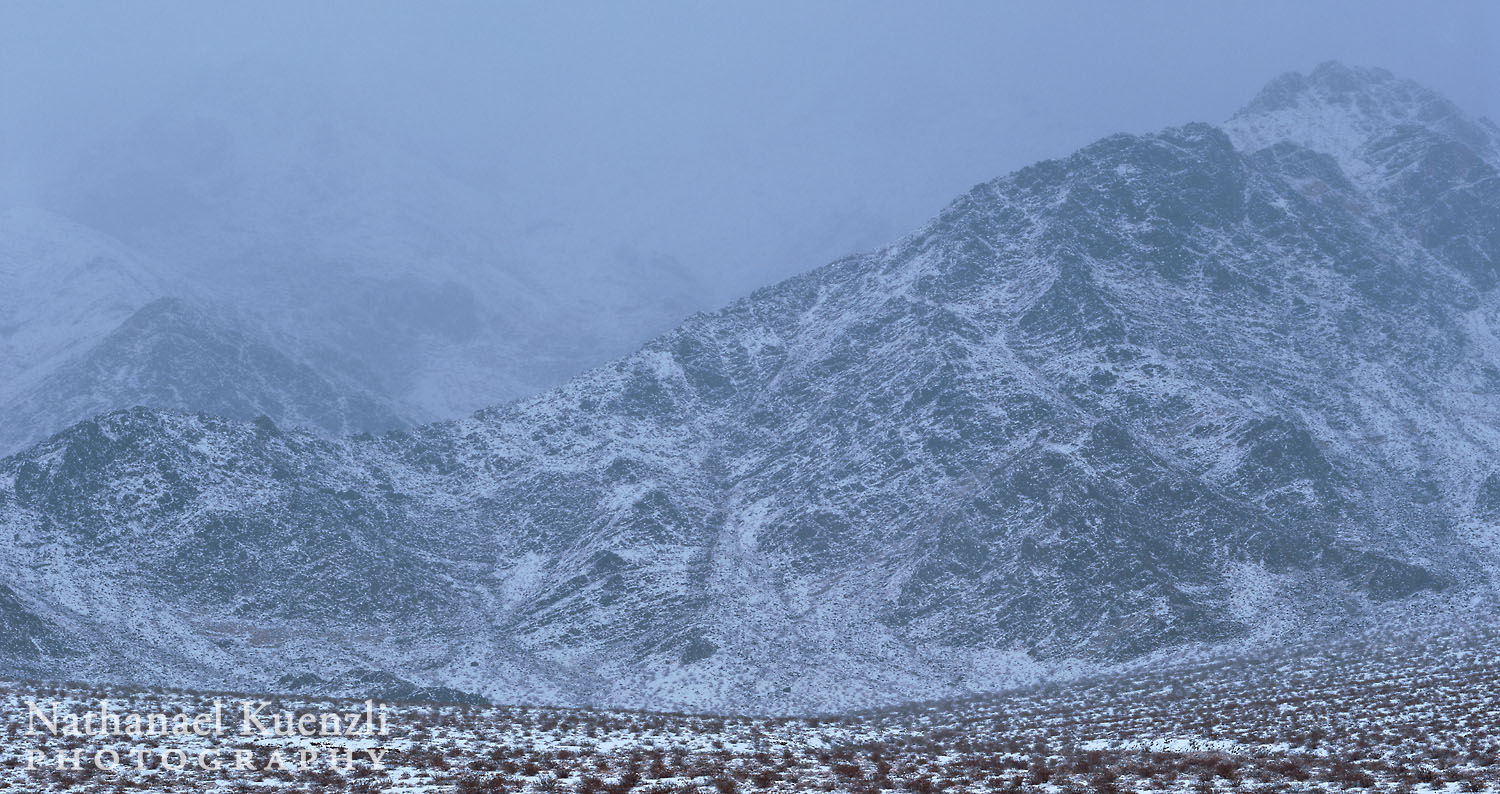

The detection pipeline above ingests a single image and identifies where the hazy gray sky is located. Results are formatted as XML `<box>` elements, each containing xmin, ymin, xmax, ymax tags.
<box><xmin>4</xmin><ymin>1</ymin><xmax>1498</xmax><ymax>298</ymax></box>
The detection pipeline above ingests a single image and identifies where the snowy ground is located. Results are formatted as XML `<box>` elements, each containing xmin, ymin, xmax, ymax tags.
<box><xmin>2</xmin><ymin>626</ymin><xmax>1499</xmax><ymax>792</ymax></box>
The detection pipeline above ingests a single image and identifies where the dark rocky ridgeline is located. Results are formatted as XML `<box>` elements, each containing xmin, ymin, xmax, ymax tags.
<box><xmin>1</xmin><ymin>62</ymin><xmax>1498</xmax><ymax>712</ymax></box>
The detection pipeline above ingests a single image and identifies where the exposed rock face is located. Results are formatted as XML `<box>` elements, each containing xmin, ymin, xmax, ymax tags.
<box><xmin>2</xmin><ymin>63</ymin><xmax>1498</xmax><ymax>713</ymax></box>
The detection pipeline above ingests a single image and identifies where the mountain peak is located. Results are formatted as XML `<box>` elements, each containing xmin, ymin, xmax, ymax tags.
<box><xmin>1224</xmin><ymin>62</ymin><xmax>1499</xmax><ymax>184</ymax></box>
<box><xmin>1237</xmin><ymin>62</ymin><xmax>1401</xmax><ymax>117</ymax></box>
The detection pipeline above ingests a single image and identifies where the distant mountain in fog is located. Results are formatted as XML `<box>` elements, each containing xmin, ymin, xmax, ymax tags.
<box><xmin>33</xmin><ymin>75</ymin><xmax>719</xmax><ymax>420</ymax></box>
<box><xmin>3</xmin><ymin>63</ymin><xmax>1500</xmax><ymax>712</ymax></box>
<box><xmin>1</xmin><ymin>74</ymin><xmax>741</xmax><ymax>451</ymax></box>
<box><xmin>0</xmin><ymin>296</ymin><xmax>411</xmax><ymax>454</ymax></box>
<box><xmin>0</xmin><ymin>57</ymin><xmax>923</xmax><ymax>454</ymax></box>
<box><xmin>0</xmin><ymin>209</ymin><xmax>410</xmax><ymax>453</ymax></box>
<box><xmin>0</xmin><ymin>207</ymin><xmax>168</xmax><ymax>384</ymax></box>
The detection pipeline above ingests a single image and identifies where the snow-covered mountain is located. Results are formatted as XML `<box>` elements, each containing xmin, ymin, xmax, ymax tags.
<box><xmin>3</xmin><ymin>63</ymin><xmax>1499</xmax><ymax>713</ymax></box>
<box><xmin>1225</xmin><ymin>62</ymin><xmax>1500</xmax><ymax>189</ymax></box>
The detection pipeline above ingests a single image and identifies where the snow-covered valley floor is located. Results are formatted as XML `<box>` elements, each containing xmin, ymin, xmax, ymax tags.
<box><xmin>3</xmin><ymin>626</ymin><xmax>1499</xmax><ymax>793</ymax></box>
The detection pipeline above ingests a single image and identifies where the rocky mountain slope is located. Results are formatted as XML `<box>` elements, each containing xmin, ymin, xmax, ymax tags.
<box><xmin>2</xmin><ymin>63</ymin><xmax>1498</xmax><ymax>713</ymax></box>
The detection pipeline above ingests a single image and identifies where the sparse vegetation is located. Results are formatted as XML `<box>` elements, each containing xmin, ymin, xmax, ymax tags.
<box><xmin>2</xmin><ymin>627</ymin><xmax>1499</xmax><ymax>792</ymax></box>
